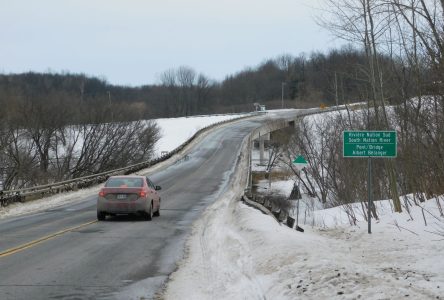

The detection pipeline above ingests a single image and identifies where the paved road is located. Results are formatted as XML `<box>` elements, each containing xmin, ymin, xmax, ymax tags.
<box><xmin>0</xmin><ymin>111</ymin><xmax>296</xmax><ymax>299</ymax></box>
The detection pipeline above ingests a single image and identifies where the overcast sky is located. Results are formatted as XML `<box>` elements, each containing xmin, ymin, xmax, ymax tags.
<box><xmin>1</xmin><ymin>0</ymin><xmax>340</xmax><ymax>86</ymax></box>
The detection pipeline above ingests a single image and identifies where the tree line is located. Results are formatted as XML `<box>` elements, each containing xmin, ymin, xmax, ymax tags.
<box><xmin>0</xmin><ymin>46</ymin><xmax>419</xmax><ymax>123</ymax></box>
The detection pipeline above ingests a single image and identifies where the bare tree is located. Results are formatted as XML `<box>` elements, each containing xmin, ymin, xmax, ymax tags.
<box><xmin>68</xmin><ymin>120</ymin><xmax>160</xmax><ymax>178</ymax></box>
<box><xmin>318</xmin><ymin>0</ymin><xmax>404</xmax><ymax>211</ymax></box>
<box><xmin>159</xmin><ymin>66</ymin><xmax>200</xmax><ymax>116</ymax></box>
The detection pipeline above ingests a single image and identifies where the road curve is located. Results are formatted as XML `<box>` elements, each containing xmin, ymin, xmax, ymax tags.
<box><xmin>0</xmin><ymin>111</ymin><xmax>298</xmax><ymax>299</ymax></box>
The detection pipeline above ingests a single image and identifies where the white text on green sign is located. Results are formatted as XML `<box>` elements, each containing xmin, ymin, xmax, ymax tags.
<box><xmin>343</xmin><ymin>131</ymin><xmax>397</xmax><ymax>158</ymax></box>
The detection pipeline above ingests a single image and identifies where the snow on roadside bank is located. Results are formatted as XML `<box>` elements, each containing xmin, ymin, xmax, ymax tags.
<box><xmin>0</xmin><ymin>185</ymin><xmax>102</xmax><ymax>219</ymax></box>
<box><xmin>163</xmin><ymin>194</ymin><xmax>444</xmax><ymax>299</ymax></box>
<box><xmin>161</xmin><ymin>107</ymin><xmax>443</xmax><ymax>299</ymax></box>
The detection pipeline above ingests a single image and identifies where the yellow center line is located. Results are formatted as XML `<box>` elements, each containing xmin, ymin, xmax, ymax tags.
<box><xmin>0</xmin><ymin>220</ymin><xmax>98</xmax><ymax>258</ymax></box>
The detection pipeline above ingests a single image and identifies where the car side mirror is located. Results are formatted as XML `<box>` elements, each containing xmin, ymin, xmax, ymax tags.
<box><xmin>155</xmin><ymin>186</ymin><xmax>162</xmax><ymax>191</ymax></box>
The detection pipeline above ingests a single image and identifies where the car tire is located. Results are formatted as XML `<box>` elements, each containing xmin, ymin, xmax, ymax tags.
<box><xmin>153</xmin><ymin>200</ymin><xmax>160</xmax><ymax>217</ymax></box>
<box><xmin>97</xmin><ymin>211</ymin><xmax>106</xmax><ymax>221</ymax></box>
<box><xmin>145</xmin><ymin>203</ymin><xmax>153</xmax><ymax>221</ymax></box>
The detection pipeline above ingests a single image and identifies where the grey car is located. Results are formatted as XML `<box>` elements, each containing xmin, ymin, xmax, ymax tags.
<box><xmin>97</xmin><ymin>175</ymin><xmax>161</xmax><ymax>221</ymax></box>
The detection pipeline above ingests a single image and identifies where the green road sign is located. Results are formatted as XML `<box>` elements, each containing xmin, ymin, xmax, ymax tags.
<box><xmin>343</xmin><ymin>131</ymin><xmax>397</xmax><ymax>158</ymax></box>
<box><xmin>293</xmin><ymin>155</ymin><xmax>307</xmax><ymax>171</ymax></box>
<box><xmin>293</xmin><ymin>155</ymin><xmax>308</xmax><ymax>165</ymax></box>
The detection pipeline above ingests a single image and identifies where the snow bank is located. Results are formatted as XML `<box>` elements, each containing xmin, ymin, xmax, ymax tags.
<box><xmin>163</xmin><ymin>107</ymin><xmax>444</xmax><ymax>299</ymax></box>
<box><xmin>164</xmin><ymin>192</ymin><xmax>444</xmax><ymax>299</ymax></box>
<box><xmin>0</xmin><ymin>185</ymin><xmax>101</xmax><ymax>219</ymax></box>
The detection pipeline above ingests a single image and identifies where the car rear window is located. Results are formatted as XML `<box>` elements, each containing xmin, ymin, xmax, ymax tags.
<box><xmin>105</xmin><ymin>177</ymin><xmax>143</xmax><ymax>188</ymax></box>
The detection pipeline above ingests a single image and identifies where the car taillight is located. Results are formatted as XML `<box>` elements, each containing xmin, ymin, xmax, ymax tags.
<box><xmin>99</xmin><ymin>190</ymin><xmax>106</xmax><ymax>197</ymax></box>
<box><xmin>139</xmin><ymin>190</ymin><xmax>147</xmax><ymax>198</ymax></box>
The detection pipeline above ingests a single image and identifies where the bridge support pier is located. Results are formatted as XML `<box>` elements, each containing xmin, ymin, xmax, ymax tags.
<box><xmin>259</xmin><ymin>133</ymin><xmax>270</xmax><ymax>165</ymax></box>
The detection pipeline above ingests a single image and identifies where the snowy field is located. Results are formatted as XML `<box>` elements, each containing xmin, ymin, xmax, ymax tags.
<box><xmin>154</xmin><ymin>114</ymin><xmax>247</xmax><ymax>156</ymax></box>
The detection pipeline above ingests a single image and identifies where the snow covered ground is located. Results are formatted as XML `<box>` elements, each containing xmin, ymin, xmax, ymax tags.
<box><xmin>162</xmin><ymin>108</ymin><xmax>444</xmax><ymax>300</ymax></box>
<box><xmin>0</xmin><ymin>184</ymin><xmax>102</xmax><ymax>219</ymax></box>
<box><xmin>163</xmin><ymin>183</ymin><xmax>444</xmax><ymax>299</ymax></box>
<box><xmin>154</xmin><ymin>114</ymin><xmax>247</xmax><ymax>156</ymax></box>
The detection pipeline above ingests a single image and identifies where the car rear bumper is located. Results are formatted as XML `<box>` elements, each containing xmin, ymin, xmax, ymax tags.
<box><xmin>97</xmin><ymin>197</ymin><xmax>148</xmax><ymax>214</ymax></box>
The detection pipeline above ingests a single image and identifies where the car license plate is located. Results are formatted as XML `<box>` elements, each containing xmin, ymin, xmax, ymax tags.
<box><xmin>117</xmin><ymin>194</ymin><xmax>127</xmax><ymax>199</ymax></box>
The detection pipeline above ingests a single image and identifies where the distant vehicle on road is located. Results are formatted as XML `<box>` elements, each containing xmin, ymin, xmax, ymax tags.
<box><xmin>97</xmin><ymin>175</ymin><xmax>161</xmax><ymax>221</ymax></box>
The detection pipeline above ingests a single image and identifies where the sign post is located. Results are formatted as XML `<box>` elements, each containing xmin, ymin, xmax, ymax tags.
<box><xmin>292</xmin><ymin>155</ymin><xmax>308</xmax><ymax>230</ymax></box>
<box><xmin>367</xmin><ymin>157</ymin><xmax>372</xmax><ymax>234</ymax></box>
<box><xmin>343</xmin><ymin>131</ymin><xmax>397</xmax><ymax>234</ymax></box>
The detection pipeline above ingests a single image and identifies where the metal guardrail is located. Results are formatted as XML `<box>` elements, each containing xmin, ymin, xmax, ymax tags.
<box><xmin>0</xmin><ymin>113</ymin><xmax>258</xmax><ymax>207</ymax></box>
